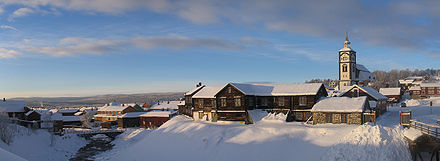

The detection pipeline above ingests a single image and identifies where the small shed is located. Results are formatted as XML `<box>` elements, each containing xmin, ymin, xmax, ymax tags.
<box><xmin>117</xmin><ymin>112</ymin><xmax>147</xmax><ymax>128</ymax></box>
<box><xmin>379</xmin><ymin>87</ymin><xmax>402</xmax><ymax>103</ymax></box>
<box><xmin>140</xmin><ymin>111</ymin><xmax>177</xmax><ymax>129</ymax></box>
<box><xmin>312</xmin><ymin>96</ymin><xmax>370</xmax><ymax>125</ymax></box>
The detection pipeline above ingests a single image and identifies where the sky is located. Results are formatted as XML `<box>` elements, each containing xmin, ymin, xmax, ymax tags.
<box><xmin>1</xmin><ymin>0</ymin><xmax>440</xmax><ymax>98</ymax></box>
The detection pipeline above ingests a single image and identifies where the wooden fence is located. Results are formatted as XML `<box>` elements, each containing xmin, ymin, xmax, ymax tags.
<box><xmin>411</xmin><ymin>120</ymin><xmax>440</xmax><ymax>140</ymax></box>
<box><xmin>363</xmin><ymin>111</ymin><xmax>376</xmax><ymax>124</ymax></box>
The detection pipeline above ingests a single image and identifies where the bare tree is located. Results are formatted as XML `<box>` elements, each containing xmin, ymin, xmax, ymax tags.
<box><xmin>80</xmin><ymin>112</ymin><xmax>94</xmax><ymax>129</ymax></box>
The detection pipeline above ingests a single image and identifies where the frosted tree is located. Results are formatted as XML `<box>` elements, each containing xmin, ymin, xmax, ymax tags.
<box><xmin>0</xmin><ymin>112</ymin><xmax>17</xmax><ymax>145</ymax></box>
<box><xmin>80</xmin><ymin>112</ymin><xmax>94</xmax><ymax>129</ymax></box>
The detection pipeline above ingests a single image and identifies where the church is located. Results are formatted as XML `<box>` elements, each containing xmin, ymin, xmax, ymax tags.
<box><xmin>338</xmin><ymin>33</ymin><xmax>374</xmax><ymax>88</ymax></box>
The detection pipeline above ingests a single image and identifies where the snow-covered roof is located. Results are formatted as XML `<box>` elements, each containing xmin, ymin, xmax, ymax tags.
<box><xmin>339</xmin><ymin>85</ymin><xmax>388</xmax><ymax>101</ymax></box>
<box><xmin>25</xmin><ymin>110</ymin><xmax>37</xmax><ymax>116</ymax></box>
<box><xmin>58</xmin><ymin>109</ymin><xmax>79</xmax><ymax>113</ymax></box>
<box><xmin>0</xmin><ymin>100</ymin><xmax>26</xmax><ymax>113</ymax></box>
<box><xmin>98</xmin><ymin>102</ymin><xmax>132</xmax><ymax>112</ymax></box>
<box><xmin>149</xmin><ymin>101</ymin><xmax>183</xmax><ymax>110</ymax></box>
<box><xmin>74</xmin><ymin>111</ymin><xmax>84</xmax><ymax>116</ymax></box>
<box><xmin>229</xmin><ymin>82</ymin><xmax>324</xmax><ymax>96</ymax></box>
<box><xmin>379</xmin><ymin>88</ymin><xmax>401</xmax><ymax>96</ymax></box>
<box><xmin>312</xmin><ymin>96</ymin><xmax>367</xmax><ymax>112</ymax></box>
<box><xmin>324</xmin><ymin>84</ymin><xmax>334</xmax><ymax>90</ymax></box>
<box><xmin>185</xmin><ymin>85</ymin><xmax>205</xmax><ymax>96</ymax></box>
<box><xmin>140</xmin><ymin>111</ymin><xmax>176</xmax><ymax>117</ymax></box>
<box><xmin>118</xmin><ymin>112</ymin><xmax>147</xmax><ymax>118</ymax></box>
<box><xmin>409</xmin><ymin>86</ymin><xmax>421</xmax><ymax>91</ymax></box>
<box><xmin>356</xmin><ymin>64</ymin><xmax>374</xmax><ymax>81</ymax></box>
<box><xmin>420</xmin><ymin>83</ymin><xmax>440</xmax><ymax>88</ymax></box>
<box><xmin>62</xmin><ymin>116</ymin><xmax>81</xmax><ymax>122</ymax></box>
<box><xmin>192</xmin><ymin>86</ymin><xmax>224</xmax><ymax>98</ymax></box>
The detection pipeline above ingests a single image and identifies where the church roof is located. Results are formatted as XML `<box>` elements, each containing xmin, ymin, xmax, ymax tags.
<box><xmin>339</xmin><ymin>47</ymin><xmax>354</xmax><ymax>52</ymax></box>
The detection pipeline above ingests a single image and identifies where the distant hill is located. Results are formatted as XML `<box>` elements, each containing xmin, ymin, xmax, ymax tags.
<box><xmin>12</xmin><ymin>92</ymin><xmax>184</xmax><ymax>107</ymax></box>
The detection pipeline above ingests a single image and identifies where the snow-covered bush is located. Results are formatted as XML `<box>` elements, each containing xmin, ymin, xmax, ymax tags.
<box><xmin>0</xmin><ymin>113</ymin><xmax>18</xmax><ymax>145</ymax></box>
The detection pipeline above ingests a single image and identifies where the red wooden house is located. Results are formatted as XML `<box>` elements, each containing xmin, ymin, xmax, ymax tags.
<box><xmin>140</xmin><ymin>111</ymin><xmax>177</xmax><ymax>129</ymax></box>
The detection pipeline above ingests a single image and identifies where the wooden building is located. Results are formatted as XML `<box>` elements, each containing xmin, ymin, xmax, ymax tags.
<box><xmin>379</xmin><ymin>87</ymin><xmax>402</xmax><ymax>103</ymax></box>
<box><xmin>339</xmin><ymin>85</ymin><xmax>388</xmax><ymax>115</ymax></box>
<box><xmin>409</xmin><ymin>83</ymin><xmax>440</xmax><ymax>99</ymax></box>
<box><xmin>140</xmin><ymin>111</ymin><xmax>177</xmax><ymax>129</ymax></box>
<box><xmin>58</xmin><ymin>109</ymin><xmax>79</xmax><ymax>116</ymax></box>
<box><xmin>186</xmin><ymin>82</ymin><xmax>328</xmax><ymax>123</ymax></box>
<box><xmin>25</xmin><ymin>110</ymin><xmax>41</xmax><ymax>121</ymax></box>
<box><xmin>0</xmin><ymin>99</ymin><xmax>29</xmax><ymax>119</ymax></box>
<box><xmin>117</xmin><ymin>112</ymin><xmax>147</xmax><ymax>128</ymax></box>
<box><xmin>94</xmin><ymin>102</ymin><xmax>138</xmax><ymax>122</ymax></box>
<box><xmin>181</xmin><ymin>85</ymin><xmax>205</xmax><ymax>116</ymax></box>
<box><xmin>312</xmin><ymin>96</ymin><xmax>370</xmax><ymax>124</ymax></box>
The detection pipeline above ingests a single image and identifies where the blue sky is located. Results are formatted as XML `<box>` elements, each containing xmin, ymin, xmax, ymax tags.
<box><xmin>0</xmin><ymin>0</ymin><xmax>439</xmax><ymax>97</ymax></box>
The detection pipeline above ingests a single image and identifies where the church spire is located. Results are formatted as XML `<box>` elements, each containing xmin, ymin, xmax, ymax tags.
<box><xmin>344</xmin><ymin>31</ymin><xmax>351</xmax><ymax>48</ymax></box>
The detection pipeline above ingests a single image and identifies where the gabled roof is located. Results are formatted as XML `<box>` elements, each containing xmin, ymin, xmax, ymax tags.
<box><xmin>98</xmin><ymin>102</ymin><xmax>133</xmax><ymax>112</ymax></box>
<box><xmin>312</xmin><ymin>96</ymin><xmax>368</xmax><ymax>112</ymax></box>
<box><xmin>149</xmin><ymin>101</ymin><xmax>183</xmax><ymax>110</ymax></box>
<box><xmin>140</xmin><ymin>111</ymin><xmax>176</xmax><ymax>117</ymax></box>
<box><xmin>184</xmin><ymin>85</ymin><xmax>205</xmax><ymax>96</ymax></box>
<box><xmin>0</xmin><ymin>100</ymin><xmax>26</xmax><ymax>113</ymax></box>
<box><xmin>379</xmin><ymin>87</ymin><xmax>401</xmax><ymax>96</ymax></box>
<box><xmin>58</xmin><ymin>109</ymin><xmax>79</xmax><ymax>113</ymax></box>
<box><xmin>192</xmin><ymin>86</ymin><xmax>224</xmax><ymax>98</ymax></box>
<box><xmin>339</xmin><ymin>85</ymin><xmax>388</xmax><ymax>101</ymax></box>
<box><xmin>409</xmin><ymin>86</ymin><xmax>421</xmax><ymax>91</ymax></box>
<box><xmin>227</xmin><ymin>82</ymin><xmax>325</xmax><ymax>96</ymax></box>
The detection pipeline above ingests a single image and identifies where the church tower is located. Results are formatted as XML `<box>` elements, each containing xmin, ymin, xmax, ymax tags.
<box><xmin>338</xmin><ymin>32</ymin><xmax>358</xmax><ymax>88</ymax></box>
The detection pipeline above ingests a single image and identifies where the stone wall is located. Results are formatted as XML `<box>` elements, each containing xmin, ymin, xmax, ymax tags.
<box><xmin>312</xmin><ymin>112</ymin><xmax>326</xmax><ymax>125</ymax></box>
<box><xmin>347</xmin><ymin>113</ymin><xmax>362</xmax><ymax>124</ymax></box>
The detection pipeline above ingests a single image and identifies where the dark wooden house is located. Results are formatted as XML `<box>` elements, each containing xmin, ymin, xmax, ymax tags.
<box><xmin>188</xmin><ymin>82</ymin><xmax>328</xmax><ymax>123</ymax></box>
<box><xmin>339</xmin><ymin>85</ymin><xmax>388</xmax><ymax>115</ymax></box>
<box><xmin>181</xmin><ymin>85</ymin><xmax>205</xmax><ymax>117</ymax></box>
<box><xmin>0</xmin><ymin>99</ymin><xmax>28</xmax><ymax>119</ymax></box>
<box><xmin>117</xmin><ymin>112</ymin><xmax>147</xmax><ymax>128</ymax></box>
<box><xmin>25</xmin><ymin>110</ymin><xmax>41</xmax><ymax>121</ymax></box>
<box><xmin>140</xmin><ymin>111</ymin><xmax>177</xmax><ymax>129</ymax></box>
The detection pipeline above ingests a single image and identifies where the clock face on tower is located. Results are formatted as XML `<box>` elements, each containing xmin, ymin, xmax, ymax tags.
<box><xmin>340</xmin><ymin>54</ymin><xmax>350</xmax><ymax>62</ymax></box>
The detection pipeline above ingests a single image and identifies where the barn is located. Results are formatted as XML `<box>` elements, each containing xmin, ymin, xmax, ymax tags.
<box><xmin>311</xmin><ymin>96</ymin><xmax>370</xmax><ymax>124</ymax></box>
<box><xmin>140</xmin><ymin>111</ymin><xmax>177</xmax><ymax>129</ymax></box>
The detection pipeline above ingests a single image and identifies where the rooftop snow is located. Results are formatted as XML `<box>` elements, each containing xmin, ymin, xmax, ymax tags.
<box><xmin>356</xmin><ymin>64</ymin><xmax>374</xmax><ymax>81</ymax></box>
<box><xmin>118</xmin><ymin>112</ymin><xmax>148</xmax><ymax>118</ymax></box>
<box><xmin>420</xmin><ymin>83</ymin><xmax>440</xmax><ymax>87</ymax></box>
<box><xmin>0</xmin><ymin>100</ymin><xmax>26</xmax><ymax>113</ymax></box>
<box><xmin>98</xmin><ymin>102</ymin><xmax>133</xmax><ymax>111</ymax></box>
<box><xmin>185</xmin><ymin>85</ymin><xmax>205</xmax><ymax>96</ymax></box>
<box><xmin>58</xmin><ymin>109</ymin><xmax>79</xmax><ymax>113</ymax></box>
<box><xmin>339</xmin><ymin>47</ymin><xmax>354</xmax><ymax>51</ymax></box>
<box><xmin>192</xmin><ymin>86</ymin><xmax>224</xmax><ymax>98</ymax></box>
<box><xmin>62</xmin><ymin>116</ymin><xmax>81</xmax><ymax>122</ymax></box>
<box><xmin>229</xmin><ymin>82</ymin><xmax>324</xmax><ymax>96</ymax></box>
<box><xmin>149</xmin><ymin>101</ymin><xmax>183</xmax><ymax>110</ymax></box>
<box><xmin>379</xmin><ymin>88</ymin><xmax>401</xmax><ymax>96</ymax></box>
<box><xmin>141</xmin><ymin>111</ymin><xmax>176</xmax><ymax>117</ymax></box>
<box><xmin>409</xmin><ymin>86</ymin><xmax>421</xmax><ymax>90</ymax></box>
<box><xmin>339</xmin><ymin>85</ymin><xmax>388</xmax><ymax>101</ymax></box>
<box><xmin>311</xmin><ymin>96</ymin><xmax>367</xmax><ymax>112</ymax></box>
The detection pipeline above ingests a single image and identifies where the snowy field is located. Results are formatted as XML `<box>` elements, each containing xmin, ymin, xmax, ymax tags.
<box><xmin>4</xmin><ymin>97</ymin><xmax>440</xmax><ymax>161</ymax></box>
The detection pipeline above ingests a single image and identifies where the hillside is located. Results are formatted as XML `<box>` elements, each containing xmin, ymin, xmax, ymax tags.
<box><xmin>12</xmin><ymin>92</ymin><xmax>184</xmax><ymax>107</ymax></box>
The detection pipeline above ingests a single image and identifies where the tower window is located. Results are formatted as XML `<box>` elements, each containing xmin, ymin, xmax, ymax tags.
<box><xmin>342</xmin><ymin>64</ymin><xmax>348</xmax><ymax>72</ymax></box>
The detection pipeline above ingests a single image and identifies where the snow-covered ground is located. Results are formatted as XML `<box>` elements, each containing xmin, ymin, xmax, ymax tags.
<box><xmin>4</xmin><ymin>97</ymin><xmax>440</xmax><ymax>161</ymax></box>
<box><xmin>0</xmin><ymin>125</ymin><xmax>87</xmax><ymax>161</ymax></box>
<box><xmin>96</xmin><ymin>106</ymin><xmax>417</xmax><ymax>161</ymax></box>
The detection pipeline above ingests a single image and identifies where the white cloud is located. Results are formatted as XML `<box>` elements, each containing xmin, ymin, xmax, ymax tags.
<box><xmin>9</xmin><ymin>7</ymin><xmax>34</xmax><ymax>20</ymax></box>
<box><xmin>20</xmin><ymin>34</ymin><xmax>244</xmax><ymax>57</ymax></box>
<box><xmin>0</xmin><ymin>48</ymin><xmax>22</xmax><ymax>58</ymax></box>
<box><xmin>0</xmin><ymin>25</ymin><xmax>17</xmax><ymax>31</ymax></box>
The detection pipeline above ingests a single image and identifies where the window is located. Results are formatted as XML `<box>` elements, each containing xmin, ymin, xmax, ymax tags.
<box><xmin>342</xmin><ymin>64</ymin><xmax>347</xmax><ymax>72</ymax></box>
<box><xmin>234</xmin><ymin>97</ymin><xmax>241</xmax><ymax>107</ymax></box>
<box><xmin>341</xmin><ymin>114</ymin><xmax>347</xmax><ymax>123</ymax></box>
<box><xmin>228</xmin><ymin>87</ymin><xmax>232</xmax><ymax>93</ymax></box>
<box><xmin>299</xmin><ymin>96</ymin><xmax>307</xmax><ymax>106</ymax></box>
<box><xmin>326</xmin><ymin>113</ymin><xmax>333</xmax><ymax>123</ymax></box>
<box><xmin>220</xmin><ymin>97</ymin><xmax>226</xmax><ymax>107</ymax></box>
<box><xmin>278</xmin><ymin>97</ymin><xmax>285</xmax><ymax>106</ymax></box>
<box><xmin>248</xmin><ymin>98</ymin><xmax>254</xmax><ymax>107</ymax></box>
<box><xmin>295</xmin><ymin>112</ymin><xmax>303</xmax><ymax>120</ymax></box>
<box><xmin>198</xmin><ymin>99</ymin><xmax>204</xmax><ymax>107</ymax></box>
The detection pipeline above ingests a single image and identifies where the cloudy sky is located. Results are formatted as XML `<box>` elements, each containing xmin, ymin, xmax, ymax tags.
<box><xmin>1</xmin><ymin>0</ymin><xmax>439</xmax><ymax>97</ymax></box>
